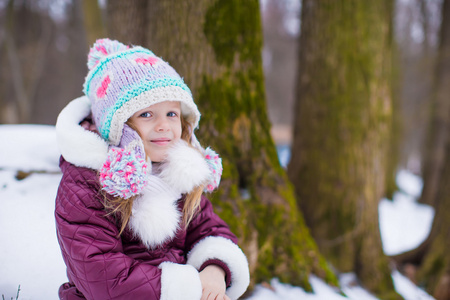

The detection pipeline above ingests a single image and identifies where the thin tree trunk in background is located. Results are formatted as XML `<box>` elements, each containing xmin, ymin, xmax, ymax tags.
<box><xmin>420</xmin><ymin>0</ymin><xmax>450</xmax><ymax>208</ymax></box>
<box><xmin>1</xmin><ymin>0</ymin><xmax>53</xmax><ymax>124</ymax></box>
<box><xmin>82</xmin><ymin>0</ymin><xmax>105</xmax><ymax>46</ymax></box>
<box><xmin>288</xmin><ymin>1</ymin><xmax>400</xmax><ymax>299</ymax></box>
<box><xmin>106</xmin><ymin>0</ymin><xmax>337</xmax><ymax>290</ymax></box>
<box><xmin>106</xmin><ymin>0</ymin><xmax>147</xmax><ymax>46</ymax></box>
<box><xmin>4</xmin><ymin>0</ymin><xmax>26</xmax><ymax>123</ymax></box>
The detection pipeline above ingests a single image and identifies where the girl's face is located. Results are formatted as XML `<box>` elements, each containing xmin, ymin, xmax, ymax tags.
<box><xmin>128</xmin><ymin>101</ymin><xmax>182</xmax><ymax>162</ymax></box>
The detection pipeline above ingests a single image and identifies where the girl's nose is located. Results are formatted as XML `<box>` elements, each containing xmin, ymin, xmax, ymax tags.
<box><xmin>155</xmin><ymin>117</ymin><xmax>170</xmax><ymax>131</ymax></box>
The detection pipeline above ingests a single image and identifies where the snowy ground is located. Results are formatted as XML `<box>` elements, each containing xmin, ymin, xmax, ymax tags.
<box><xmin>0</xmin><ymin>125</ymin><xmax>435</xmax><ymax>299</ymax></box>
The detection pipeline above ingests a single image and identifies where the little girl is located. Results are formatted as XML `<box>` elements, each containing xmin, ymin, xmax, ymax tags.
<box><xmin>55</xmin><ymin>38</ymin><xmax>249</xmax><ymax>300</ymax></box>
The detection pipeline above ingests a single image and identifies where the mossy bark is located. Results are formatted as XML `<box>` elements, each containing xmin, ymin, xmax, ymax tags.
<box><xmin>106</xmin><ymin>0</ymin><xmax>337</xmax><ymax>290</ymax></box>
<box><xmin>288</xmin><ymin>1</ymin><xmax>401</xmax><ymax>299</ymax></box>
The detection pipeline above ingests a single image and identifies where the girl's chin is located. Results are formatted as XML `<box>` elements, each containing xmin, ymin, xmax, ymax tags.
<box><xmin>147</xmin><ymin>152</ymin><xmax>166</xmax><ymax>163</ymax></box>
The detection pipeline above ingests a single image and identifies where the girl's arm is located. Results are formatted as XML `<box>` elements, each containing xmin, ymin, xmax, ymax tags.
<box><xmin>184</xmin><ymin>195</ymin><xmax>250</xmax><ymax>300</ymax></box>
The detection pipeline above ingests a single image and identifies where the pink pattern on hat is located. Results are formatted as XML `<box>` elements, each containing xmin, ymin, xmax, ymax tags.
<box><xmin>97</xmin><ymin>75</ymin><xmax>111</xmax><ymax>98</ymax></box>
<box><xmin>135</xmin><ymin>57</ymin><xmax>159</xmax><ymax>65</ymax></box>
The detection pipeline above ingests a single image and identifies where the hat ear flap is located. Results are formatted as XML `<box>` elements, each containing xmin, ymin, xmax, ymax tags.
<box><xmin>119</xmin><ymin>124</ymin><xmax>147</xmax><ymax>160</ymax></box>
<box><xmin>203</xmin><ymin>147</ymin><xmax>222</xmax><ymax>192</ymax></box>
<box><xmin>99</xmin><ymin>124</ymin><xmax>150</xmax><ymax>199</ymax></box>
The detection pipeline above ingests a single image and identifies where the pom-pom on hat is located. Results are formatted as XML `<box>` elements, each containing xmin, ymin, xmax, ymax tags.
<box><xmin>83</xmin><ymin>38</ymin><xmax>200</xmax><ymax>146</ymax></box>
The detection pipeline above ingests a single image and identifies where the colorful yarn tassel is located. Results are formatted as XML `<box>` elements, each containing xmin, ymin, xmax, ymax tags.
<box><xmin>99</xmin><ymin>147</ymin><xmax>148</xmax><ymax>199</ymax></box>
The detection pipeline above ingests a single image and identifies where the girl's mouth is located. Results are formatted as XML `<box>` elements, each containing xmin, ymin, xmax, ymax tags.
<box><xmin>150</xmin><ymin>138</ymin><xmax>171</xmax><ymax>146</ymax></box>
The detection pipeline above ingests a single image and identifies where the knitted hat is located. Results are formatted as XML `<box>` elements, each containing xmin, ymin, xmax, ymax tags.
<box><xmin>83</xmin><ymin>38</ymin><xmax>200</xmax><ymax>147</ymax></box>
<box><xmin>84</xmin><ymin>39</ymin><xmax>221</xmax><ymax>199</ymax></box>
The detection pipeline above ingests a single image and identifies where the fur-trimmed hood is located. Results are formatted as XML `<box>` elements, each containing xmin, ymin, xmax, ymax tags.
<box><xmin>56</xmin><ymin>96</ymin><xmax>109</xmax><ymax>170</ymax></box>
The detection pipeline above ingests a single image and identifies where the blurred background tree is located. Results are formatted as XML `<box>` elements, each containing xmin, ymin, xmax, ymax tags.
<box><xmin>1</xmin><ymin>0</ymin><xmax>449</xmax><ymax>299</ymax></box>
<box><xmin>0</xmin><ymin>0</ymin><xmax>87</xmax><ymax>124</ymax></box>
<box><xmin>287</xmin><ymin>1</ymin><xmax>400</xmax><ymax>298</ymax></box>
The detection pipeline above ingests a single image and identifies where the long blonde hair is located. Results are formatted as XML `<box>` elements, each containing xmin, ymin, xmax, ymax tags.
<box><xmin>103</xmin><ymin>115</ymin><xmax>204</xmax><ymax>235</ymax></box>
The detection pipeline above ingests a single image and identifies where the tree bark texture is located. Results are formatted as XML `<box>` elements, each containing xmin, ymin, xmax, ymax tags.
<box><xmin>106</xmin><ymin>0</ymin><xmax>337</xmax><ymax>290</ymax></box>
<box><xmin>288</xmin><ymin>1</ymin><xmax>400</xmax><ymax>298</ymax></box>
<box><xmin>106</xmin><ymin>0</ymin><xmax>148</xmax><ymax>46</ymax></box>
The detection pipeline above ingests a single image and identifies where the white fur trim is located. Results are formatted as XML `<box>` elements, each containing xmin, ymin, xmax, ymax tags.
<box><xmin>56</xmin><ymin>96</ymin><xmax>109</xmax><ymax>170</ymax></box>
<box><xmin>159</xmin><ymin>140</ymin><xmax>210</xmax><ymax>195</ymax></box>
<box><xmin>187</xmin><ymin>236</ymin><xmax>250</xmax><ymax>300</ymax></box>
<box><xmin>128</xmin><ymin>176</ymin><xmax>181</xmax><ymax>249</ymax></box>
<box><xmin>158</xmin><ymin>262</ymin><xmax>202</xmax><ymax>300</ymax></box>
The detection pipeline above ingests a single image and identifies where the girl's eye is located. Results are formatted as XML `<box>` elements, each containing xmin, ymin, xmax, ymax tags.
<box><xmin>140</xmin><ymin>112</ymin><xmax>152</xmax><ymax>118</ymax></box>
<box><xmin>167</xmin><ymin>111</ymin><xmax>178</xmax><ymax>117</ymax></box>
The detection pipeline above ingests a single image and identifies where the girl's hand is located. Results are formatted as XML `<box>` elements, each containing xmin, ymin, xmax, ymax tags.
<box><xmin>80</xmin><ymin>115</ymin><xmax>99</xmax><ymax>134</ymax></box>
<box><xmin>199</xmin><ymin>265</ymin><xmax>230</xmax><ymax>300</ymax></box>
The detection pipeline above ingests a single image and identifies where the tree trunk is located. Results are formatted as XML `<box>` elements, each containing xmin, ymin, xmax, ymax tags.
<box><xmin>106</xmin><ymin>0</ymin><xmax>147</xmax><ymax>46</ymax></box>
<box><xmin>106</xmin><ymin>0</ymin><xmax>337</xmax><ymax>290</ymax></box>
<box><xmin>81</xmin><ymin>0</ymin><xmax>106</xmax><ymax>46</ymax></box>
<box><xmin>394</xmin><ymin>2</ymin><xmax>450</xmax><ymax>299</ymax></box>
<box><xmin>0</xmin><ymin>0</ymin><xmax>53</xmax><ymax>124</ymax></box>
<box><xmin>288</xmin><ymin>1</ymin><xmax>400</xmax><ymax>299</ymax></box>
<box><xmin>420</xmin><ymin>0</ymin><xmax>450</xmax><ymax>207</ymax></box>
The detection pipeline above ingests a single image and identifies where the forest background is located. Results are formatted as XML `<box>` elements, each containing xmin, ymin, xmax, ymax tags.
<box><xmin>1</xmin><ymin>0</ymin><xmax>450</xmax><ymax>299</ymax></box>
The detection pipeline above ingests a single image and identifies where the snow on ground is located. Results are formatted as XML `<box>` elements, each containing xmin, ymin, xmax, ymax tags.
<box><xmin>0</xmin><ymin>125</ymin><xmax>435</xmax><ymax>299</ymax></box>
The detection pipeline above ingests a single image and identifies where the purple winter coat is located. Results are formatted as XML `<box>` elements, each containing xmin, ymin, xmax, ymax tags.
<box><xmin>56</xmin><ymin>157</ymin><xmax>240</xmax><ymax>299</ymax></box>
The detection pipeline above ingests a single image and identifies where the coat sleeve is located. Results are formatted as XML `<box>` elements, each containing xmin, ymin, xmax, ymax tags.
<box><xmin>185</xmin><ymin>195</ymin><xmax>250</xmax><ymax>300</ymax></box>
<box><xmin>55</xmin><ymin>165</ymin><xmax>201</xmax><ymax>300</ymax></box>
